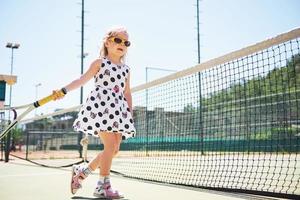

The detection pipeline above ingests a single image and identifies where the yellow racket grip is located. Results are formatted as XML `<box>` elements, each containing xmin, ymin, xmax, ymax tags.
<box><xmin>33</xmin><ymin>89</ymin><xmax>65</xmax><ymax>108</ymax></box>
<box><xmin>33</xmin><ymin>94</ymin><xmax>54</xmax><ymax>108</ymax></box>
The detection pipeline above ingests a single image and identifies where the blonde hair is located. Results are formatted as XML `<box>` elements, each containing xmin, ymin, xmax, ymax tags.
<box><xmin>100</xmin><ymin>26</ymin><xmax>129</xmax><ymax>63</ymax></box>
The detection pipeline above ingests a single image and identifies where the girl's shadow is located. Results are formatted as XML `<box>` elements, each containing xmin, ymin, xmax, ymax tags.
<box><xmin>71</xmin><ymin>196</ymin><xmax>130</xmax><ymax>200</ymax></box>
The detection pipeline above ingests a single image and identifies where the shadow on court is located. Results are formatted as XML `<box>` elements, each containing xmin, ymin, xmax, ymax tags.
<box><xmin>71</xmin><ymin>196</ymin><xmax>130</xmax><ymax>200</ymax></box>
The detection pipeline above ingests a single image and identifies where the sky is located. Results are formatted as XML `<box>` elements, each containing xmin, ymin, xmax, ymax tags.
<box><xmin>0</xmin><ymin>0</ymin><xmax>300</xmax><ymax>120</ymax></box>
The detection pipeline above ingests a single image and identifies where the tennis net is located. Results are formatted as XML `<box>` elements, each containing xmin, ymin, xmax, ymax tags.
<box><xmin>7</xmin><ymin>28</ymin><xmax>300</xmax><ymax>199</ymax></box>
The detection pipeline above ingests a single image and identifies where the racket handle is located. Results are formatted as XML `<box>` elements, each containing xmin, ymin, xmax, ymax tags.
<box><xmin>33</xmin><ymin>89</ymin><xmax>65</xmax><ymax>107</ymax></box>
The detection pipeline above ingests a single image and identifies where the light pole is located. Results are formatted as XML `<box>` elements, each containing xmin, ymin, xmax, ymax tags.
<box><xmin>79</xmin><ymin>0</ymin><xmax>86</xmax><ymax>159</ymax></box>
<box><xmin>145</xmin><ymin>67</ymin><xmax>177</xmax><ymax>156</ymax></box>
<box><xmin>35</xmin><ymin>83</ymin><xmax>42</xmax><ymax>116</ymax></box>
<box><xmin>5</xmin><ymin>42</ymin><xmax>20</xmax><ymax>162</ymax></box>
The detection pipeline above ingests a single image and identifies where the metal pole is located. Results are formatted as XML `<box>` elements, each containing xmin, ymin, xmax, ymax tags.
<box><xmin>197</xmin><ymin>0</ymin><xmax>201</xmax><ymax>63</ymax></box>
<box><xmin>78</xmin><ymin>0</ymin><xmax>85</xmax><ymax>158</ymax></box>
<box><xmin>145</xmin><ymin>67</ymin><xmax>177</xmax><ymax>156</ymax></box>
<box><xmin>5</xmin><ymin>48</ymin><xmax>14</xmax><ymax>162</ymax></box>
<box><xmin>196</xmin><ymin>0</ymin><xmax>204</xmax><ymax>154</ymax></box>
<box><xmin>145</xmin><ymin>67</ymin><xmax>149</xmax><ymax>156</ymax></box>
<box><xmin>80</xmin><ymin>0</ymin><xmax>84</xmax><ymax>105</ymax></box>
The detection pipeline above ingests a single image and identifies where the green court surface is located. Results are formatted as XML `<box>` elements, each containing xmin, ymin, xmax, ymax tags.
<box><xmin>0</xmin><ymin>158</ymin><xmax>287</xmax><ymax>200</ymax></box>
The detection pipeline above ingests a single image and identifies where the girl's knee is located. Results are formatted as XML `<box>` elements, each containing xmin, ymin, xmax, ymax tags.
<box><xmin>103</xmin><ymin>142</ymin><xmax>118</xmax><ymax>156</ymax></box>
<box><xmin>114</xmin><ymin>147</ymin><xmax>120</xmax><ymax>157</ymax></box>
<box><xmin>101</xmin><ymin>133</ymin><xmax>121</xmax><ymax>157</ymax></box>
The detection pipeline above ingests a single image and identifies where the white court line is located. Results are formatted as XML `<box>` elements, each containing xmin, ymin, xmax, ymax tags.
<box><xmin>0</xmin><ymin>171</ymin><xmax>68</xmax><ymax>178</ymax></box>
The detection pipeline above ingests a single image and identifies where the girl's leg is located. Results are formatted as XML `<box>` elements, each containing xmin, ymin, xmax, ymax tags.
<box><xmin>113</xmin><ymin>133</ymin><xmax>122</xmax><ymax>157</ymax></box>
<box><xmin>98</xmin><ymin>132</ymin><xmax>117</xmax><ymax>175</ymax></box>
<box><xmin>87</xmin><ymin>132</ymin><xmax>119</xmax><ymax>172</ymax></box>
<box><xmin>87</xmin><ymin>132</ymin><xmax>122</xmax><ymax>173</ymax></box>
<box><xmin>93</xmin><ymin>132</ymin><xmax>123</xmax><ymax>198</ymax></box>
<box><xmin>71</xmin><ymin>132</ymin><xmax>122</xmax><ymax>195</ymax></box>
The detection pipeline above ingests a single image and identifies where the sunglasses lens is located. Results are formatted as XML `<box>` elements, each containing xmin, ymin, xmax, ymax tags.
<box><xmin>124</xmin><ymin>41</ymin><xmax>131</xmax><ymax>47</ymax></box>
<box><xmin>113</xmin><ymin>37</ymin><xmax>122</xmax><ymax>44</ymax></box>
<box><xmin>111</xmin><ymin>37</ymin><xmax>130</xmax><ymax>47</ymax></box>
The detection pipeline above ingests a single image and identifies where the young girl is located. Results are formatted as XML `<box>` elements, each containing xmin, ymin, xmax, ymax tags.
<box><xmin>53</xmin><ymin>26</ymin><xmax>136</xmax><ymax>199</ymax></box>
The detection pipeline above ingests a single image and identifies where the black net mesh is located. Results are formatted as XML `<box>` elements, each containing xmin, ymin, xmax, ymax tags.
<box><xmin>114</xmin><ymin>38</ymin><xmax>300</xmax><ymax>197</ymax></box>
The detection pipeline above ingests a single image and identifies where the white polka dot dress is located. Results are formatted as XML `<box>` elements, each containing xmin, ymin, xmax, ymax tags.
<box><xmin>73</xmin><ymin>57</ymin><xmax>136</xmax><ymax>140</ymax></box>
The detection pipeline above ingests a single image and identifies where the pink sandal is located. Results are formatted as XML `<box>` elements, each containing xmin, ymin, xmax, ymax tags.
<box><xmin>93</xmin><ymin>180</ymin><xmax>124</xmax><ymax>199</ymax></box>
<box><xmin>70</xmin><ymin>165</ymin><xmax>87</xmax><ymax>195</ymax></box>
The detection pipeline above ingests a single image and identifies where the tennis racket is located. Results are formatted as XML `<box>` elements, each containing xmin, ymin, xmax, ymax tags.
<box><xmin>0</xmin><ymin>89</ymin><xmax>66</xmax><ymax>140</ymax></box>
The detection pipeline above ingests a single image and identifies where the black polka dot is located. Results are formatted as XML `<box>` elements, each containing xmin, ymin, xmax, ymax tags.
<box><xmin>117</xmin><ymin>75</ymin><xmax>121</xmax><ymax>79</ymax></box>
<box><xmin>91</xmin><ymin>96</ymin><xmax>95</xmax><ymax>101</ymax></box>
<box><xmin>112</xmin><ymin>67</ymin><xmax>117</xmax><ymax>71</ymax></box>
<box><xmin>101</xmin><ymin>101</ymin><xmax>106</xmax><ymax>106</ymax></box>
<box><xmin>110</xmin><ymin>77</ymin><xmax>115</xmax><ymax>82</ymax></box>
<box><xmin>127</xmin><ymin>108</ymin><xmax>130</xmax><ymax>112</ymax></box>
<box><xmin>81</xmin><ymin>111</ymin><xmax>84</xmax><ymax>115</ymax></box>
<box><xmin>107</xmin><ymin>96</ymin><xmax>110</xmax><ymax>101</ymax></box>
<box><xmin>96</xmin><ymin>87</ymin><xmax>99</xmax><ymax>91</ymax></box>
<box><xmin>99</xmin><ymin>74</ymin><xmax>103</xmax><ymax>79</ymax></box>
<box><xmin>110</xmin><ymin>103</ymin><xmax>115</xmax><ymax>108</ymax></box>
<box><xmin>87</xmin><ymin>106</ymin><xmax>92</xmax><ymax>111</ymax></box>
<box><xmin>121</xmin><ymin>82</ymin><xmax>124</xmax><ymax>87</ymax></box>
<box><xmin>115</xmin><ymin>111</ymin><xmax>120</xmax><ymax>115</ymax></box>
<box><xmin>107</xmin><ymin>61</ymin><xmax>111</xmax><ymax>65</ymax></box>
<box><xmin>109</xmin><ymin>114</ymin><xmax>114</xmax><ymax>119</ymax></box>
<box><xmin>107</xmin><ymin>126</ymin><xmax>112</xmax><ymax>131</ymax></box>
<box><xmin>125</xmin><ymin>124</ymin><xmax>129</xmax><ymax>129</ymax></box>
<box><xmin>126</xmin><ymin>69</ymin><xmax>129</xmax><ymax>73</ymax></box>
<box><xmin>130</xmin><ymin>119</ymin><xmax>133</xmax><ymax>123</ymax></box>
<box><xmin>122</xmin><ymin>72</ymin><xmax>126</xmax><ymax>76</ymax></box>
<box><xmin>119</xmin><ymin>96</ymin><xmax>122</xmax><ymax>100</ymax></box>
<box><xmin>122</xmin><ymin>136</ymin><xmax>126</xmax><ymax>140</ymax></box>
<box><xmin>103</xmin><ymin>90</ymin><xmax>107</xmax><ymax>94</ymax></box>
<box><xmin>87</xmin><ymin>126</ymin><xmax>93</xmax><ymax>130</ymax></box>
<box><xmin>103</xmin><ymin>120</ymin><xmax>107</xmax><ymax>124</ymax></box>
<box><xmin>119</xmin><ymin>118</ymin><xmax>123</xmax><ymax>123</ymax></box>
<box><xmin>94</xmin><ymin>103</ymin><xmax>99</xmax><ymax>108</ymax></box>
<box><xmin>112</xmin><ymin>93</ymin><xmax>116</xmax><ymax>97</ymax></box>
<box><xmin>103</xmin><ymin>81</ymin><xmax>108</xmax><ymax>86</ymax></box>
<box><xmin>83</xmin><ymin>117</ymin><xmax>88</xmax><ymax>122</ymax></box>
<box><xmin>98</xmin><ymin>112</ymin><xmax>103</xmax><ymax>117</ymax></box>
<box><xmin>95</xmin><ymin>123</ymin><xmax>100</xmax><ymax>128</ymax></box>
<box><xmin>101</xmin><ymin>63</ymin><xmax>105</xmax><ymax>67</ymax></box>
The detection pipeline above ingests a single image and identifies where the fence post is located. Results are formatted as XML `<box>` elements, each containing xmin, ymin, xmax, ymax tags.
<box><xmin>25</xmin><ymin>130</ymin><xmax>29</xmax><ymax>160</ymax></box>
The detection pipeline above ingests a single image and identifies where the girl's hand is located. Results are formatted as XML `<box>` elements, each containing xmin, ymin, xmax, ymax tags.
<box><xmin>52</xmin><ymin>89</ymin><xmax>66</xmax><ymax>100</ymax></box>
